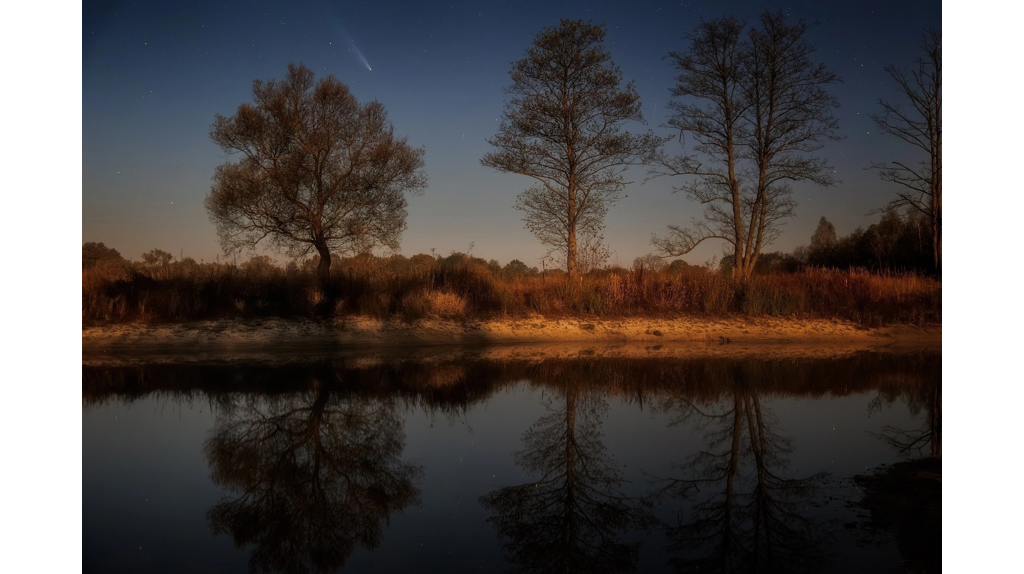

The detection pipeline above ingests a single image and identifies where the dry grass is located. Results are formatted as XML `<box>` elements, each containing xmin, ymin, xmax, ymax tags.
<box><xmin>401</xmin><ymin>290</ymin><xmax>468</xmax><ymax>319</ymax></box>
<box><xmin>82</xmin><ymin>254</ymin><xmax>940</xmax><ymax>326</ymax></box>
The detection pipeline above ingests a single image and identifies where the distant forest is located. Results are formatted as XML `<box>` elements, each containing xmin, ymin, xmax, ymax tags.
<box><xmin>82</xmin><ymin>205</ymin><xmax>937</xmax><ymax>277</ymax></box>
<box><xmin>721</xmin><ymin>207</ymin><xmax>937</xmax><ymax>276</ymax></box>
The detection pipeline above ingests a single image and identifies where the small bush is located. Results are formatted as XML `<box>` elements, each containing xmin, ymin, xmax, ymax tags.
<box><xmin>402</xmin><ymin>289</ymin><xmax>467</xmax><ymax>319</ymax></box>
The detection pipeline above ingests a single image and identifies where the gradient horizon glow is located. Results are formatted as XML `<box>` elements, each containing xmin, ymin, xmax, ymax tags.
<box><xmin>83</xmin><ymin>0</ymin><xmax>940</xmax><ymax>266</ymax></box>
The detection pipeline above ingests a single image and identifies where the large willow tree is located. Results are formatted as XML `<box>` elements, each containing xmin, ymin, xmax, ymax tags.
<box><xmin>206</xmin><ymin>63</ymin><xmax>426</xmax><ymax>287</ymax></box>
<box><xmin>482</xmin><ymin>20</ymin><xmax>663</xmax><ymax>280</ymax></box>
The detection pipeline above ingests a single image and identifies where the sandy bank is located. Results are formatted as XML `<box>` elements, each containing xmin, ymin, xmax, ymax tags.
<box><xmin>82</xmin><ymin>316</ymin><xmax>939</xmax><ymax>365</ymax></box>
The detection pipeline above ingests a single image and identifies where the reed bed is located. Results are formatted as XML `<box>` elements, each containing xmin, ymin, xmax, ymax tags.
<box><xmin>82</xmin><ymin>254</ymin><xmax>940</xmax><ymax>326</ymax></box>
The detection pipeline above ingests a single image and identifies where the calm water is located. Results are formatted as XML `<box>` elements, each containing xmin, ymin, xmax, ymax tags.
<box><xmin>83</xmin><ymin>351</ymin><xmax>940</xmax><ymax>573</ymax></box>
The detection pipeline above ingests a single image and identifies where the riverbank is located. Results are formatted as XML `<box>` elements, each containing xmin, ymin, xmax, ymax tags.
<box><xmin>82</xmin><ymin>316</ymin><xmax>940</xmax><ymax>364</ymax></box>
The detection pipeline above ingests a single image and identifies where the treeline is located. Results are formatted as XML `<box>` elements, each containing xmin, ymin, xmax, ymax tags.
<box><xmin>82</xmin><ymin>244</ymin><xmax>940</xmax><ymax>326</ymax></box>
<box><xmin>804</xmin><ymin>209</ymin><xmax>936</xmax><ymax>273</ymax></box>
<box><xmin>722</xmin><ymin>207</ymin><xmax>938</xmax><ymax>275</ymax></box>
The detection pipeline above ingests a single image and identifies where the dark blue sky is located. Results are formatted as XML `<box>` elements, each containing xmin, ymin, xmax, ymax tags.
<box><xmin>83</xmin><ymin>0</ymin><xmax>940</xmax><ymax>266</ymax></box>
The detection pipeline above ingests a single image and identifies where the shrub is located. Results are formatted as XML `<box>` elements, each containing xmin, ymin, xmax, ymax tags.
<box><xmin>402</xmin><ymin>289</ymin><xmax>467</xmax><ymax>319</ymax></box>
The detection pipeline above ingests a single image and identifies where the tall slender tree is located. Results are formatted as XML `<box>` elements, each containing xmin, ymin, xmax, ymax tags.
<box><xmin>651</xmin><ymin>12</ymin><xmax>841</xmax><ymax>279</ymax></box>
<box><xmin>871</xmin><ymin>30</ymin><xmax>941</xmax><ymax>275</ymax></box>
<box><xmin>742</xmin><ymin>12</ymin><xmax>840</xmax><ymax>274</ymax></box>
<box><xmin>649</xmin><ymin>17</ymin><xmax>749</xmax><ymax>274</ymax></box>
<box><xmin>482</xmin><ymin>20</ymin><xmax>664</xmax><ymax>281</ymax></box>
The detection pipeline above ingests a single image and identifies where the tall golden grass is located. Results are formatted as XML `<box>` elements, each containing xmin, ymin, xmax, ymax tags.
<box><xmin>82</xmin><ymin>253</ymin><xmax>940</xmax><ymax>325</ymax></box>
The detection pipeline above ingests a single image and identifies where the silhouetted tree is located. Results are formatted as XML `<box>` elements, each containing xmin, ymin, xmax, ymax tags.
<box><xmin>743</xmin><ymin>12</ymin><xmax>840</xmax><ymax>273</ymax></box>
<box><xmin>805</xmin><ymin>217</ymin><xmax>838</xmax><ymax>267</ymax></box>
<box><xmin>240</xmin><ymin>254</ymin><xmax>278</xmax><ymax>274</ymax></box>
<box><xmin>205</xmin><ymin>386</ymin><xmax>422</xmax><ymax>573</ymax></box>
<box><xmin>482</xmin><ymin>20</ymin><xmax>663</xmax><ymax>281</ymax></box>
<box><xmin>481</xmin><ymin>380</ymin><xmax>653</xmax><ymax>573</ymax></box>
<box><xmin>871</xmin><ymin>30</ymin><xmax>941</xmax><ymax>275</ymax></box>
<box><xmin>632</xmin><ymin>253</ymin><xmax>667</xmax><ymax>273</ymax></box>
<box><xmin>206</xmin><ymin>63</ymin><xmax>427</xmax><ymax>288</ymax></box>
<box><xmin>82</xmin><ymin>242</ymin><xmax>124</xmax><ymax>269</ymax></box>
<box><xmin>666</xmin><ymin>259</ymin><xmax>693</xmax><ymax>273</ymax></box>
<box><xmin>652</xmin><ymin>12</ymin><xmax>840</xmax><ymax>279</ymax></box>
<box><xmin>141</xmin><ymin>248</ymin><xmax>173</xmax><ymax>266</ymax></box>
<box><xmin>650</xmin><ymin>17</ymin><xmax>749</xmax><ymax>275</ymax></box>
<box><xmin>810</xmin><ymin>217</ymin><xmax>837</xmax><ymax>252</ymax></box>
<box><xmin>503</xmin><ymin>259</ymin><xmax>531</xmax><ymax>277</ymax></box>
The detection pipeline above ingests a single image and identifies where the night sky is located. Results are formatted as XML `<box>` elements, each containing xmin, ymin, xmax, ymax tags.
<box><xmin>83</xmin><ymin>0</ymin><xmax>941</xmax><ymax>267</ymax></box>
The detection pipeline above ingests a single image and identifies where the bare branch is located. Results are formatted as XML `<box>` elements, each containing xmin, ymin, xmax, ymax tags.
<box><xmin>870</xmin><ymin>29</ymin><xmax>941</xmax><ymax>273</ymax></box>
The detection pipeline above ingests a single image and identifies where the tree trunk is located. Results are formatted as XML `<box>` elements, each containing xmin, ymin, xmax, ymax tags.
<box><xmin>932</xmin><ymin>383</ymin><xmax>942</xmax><ymax>457</ymax></box>
<box><xmin>566</xmin><ymin>182</ymin><xmax>578</xmax><ymax>282</ymax></box>
<box><xmin>564</xmin><ymin>390</ymin><xmax>577</xmax><ymax>525</ymax></box>
<box><xmin>728</xmin><ymin>130</ymin><xmax>744</xmax><ymax>280</ymax></box>
<box><xmin>932</xmin><ymin>140</ymin><xmax>941</xmax><ymax>277</ymax></box>
<box><xmin>933</xmin><ymin>61</ymin><xmax>941</xmax><ymax>277</ymax></box>
<box><xmin>315</xmin><ymin>243</ymin><xmax>332</xmax><ymax>289</ymax></box>
<box><xmin>567</xmin><ymin>226</ymin><xmax>578</xmax><ymax>281</ymax></box>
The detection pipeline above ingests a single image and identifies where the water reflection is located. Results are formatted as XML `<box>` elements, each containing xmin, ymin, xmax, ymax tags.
<box><xmin>860</xmin><ymin>373</ymin><xmax>942</xmax><ymax>574</ymax></box>
<box><xmin>205</xmin><ymin>382</ymin><xmax>422</xmax><ymax>573</ymax></box>
<box><xmin>481</xmin><ymin>366</ymin><xmax>654</xmax><ymax>573</ymax></box>
<box><xmin>870</xmin><ymin>374</ymin><xmax>942</xmax><ymax>457</ymax></box>
<box><xmin>656</xmin><ymin>364</ymin><xmax>827</xmax><ymax>573</ymax></box>
<box><xmin>82</xmin><ymin>351</ymin><xmax>941</xmax><ymax>573</ymax></box>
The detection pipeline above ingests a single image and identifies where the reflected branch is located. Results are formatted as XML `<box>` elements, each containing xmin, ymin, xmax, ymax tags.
<box><xmin>481</xmin><ymin>385</ymin><xmax>654</xmax><ymax>573</ymax></box>
<box><xmin>654</xmin><ymin>371</ymin><xmax>827</xmax><ymax>574</ymax></box>
<box><xmin>205</xmin><ymin>384</ymin><xmax>422</xmax><ymax>574</ymax></box>
<box><xmin>871</xmin><ymin>376</ymin><xmax>941</xmax><ymax>458</ymax></box>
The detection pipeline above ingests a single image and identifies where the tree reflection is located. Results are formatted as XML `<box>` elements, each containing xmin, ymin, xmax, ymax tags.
<box><xmin>481</xmin><ymin>382</ymin><xmax>653</xmax><ymax>573</ymax></box>
<box><xmin>656</xmin><ymin>366</ymin><xmax>826</xmax><ymax>573</ymax></box>
<box><xmin>873</xmin><ymin>377</ymin><xmax>941</xmax><ymax>457</ymax></box>
<box><xmin>204</xmin><ymin>383</ymin><xmax>422</xmax><ymax>574</ymax></box>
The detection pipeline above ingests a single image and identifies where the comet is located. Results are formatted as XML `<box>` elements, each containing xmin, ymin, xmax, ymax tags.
<box><xmin>334</xmin><ymin>20</ymin><xmax>372</xmax><ymax>71</ymax></box>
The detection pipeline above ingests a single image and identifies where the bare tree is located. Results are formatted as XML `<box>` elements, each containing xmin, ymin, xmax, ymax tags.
<box><xmin>482</xmin><ymin>20</ymin><xmax>664</xmax><ymax>281</ymax></box>
<box><xmin>742</xmin><ymin>12</ymin><xmax>840</xmax><ymax>274</ymax></box>
<box><xmin>206</xmin><ymin>63</ymin><xmax>427</xmax><ymax>288</ymax></box>
<box><xmin>871</xmin><ymin>30</ymin><xmax>941</xmax><ymax>274</ymax></box>
<box><xmin>649</xmin><ymin>17</ymin><xmax>750</xmax><ymax>275</ymax></box>
<box><xmin>651</xmin><ymin>12</ymin><xmax>840</xmax><ymax>279</ymax></box>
